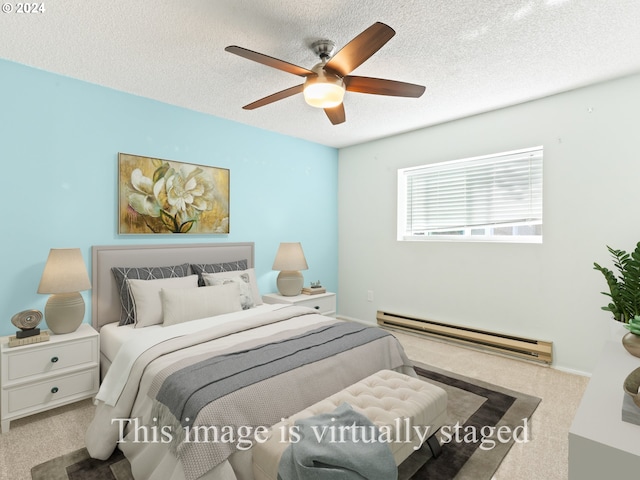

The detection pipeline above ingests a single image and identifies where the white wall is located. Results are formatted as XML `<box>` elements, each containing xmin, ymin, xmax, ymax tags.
<box><xmin>338</xmin><ymin>73</ymin><xmax>640</xmax><ymax>374</ymax></box>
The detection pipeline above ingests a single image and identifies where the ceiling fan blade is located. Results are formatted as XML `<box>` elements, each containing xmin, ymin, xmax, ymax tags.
<box><xmin>324</xmin><ymin>22</ymin><xmax>395</xmax><ymax>77</ymax></box>
<box><xmin>225</xmin><ymin>46</ymin><xmax>314</xmax><ymax>77</ymax></box>
<box><xmin>324</xmin><ymin>104</ymin><xmax>346</xmax><ymax>125</ymax></box>
<box><xmin>243</xmin><ymin>84</ymin><xmax>305</xmax><ymax>110</ymax></box>
<box><xmin>344</xmin><ymin>76</ymin><xmax>426</xmax><ymax>97</ymax></box>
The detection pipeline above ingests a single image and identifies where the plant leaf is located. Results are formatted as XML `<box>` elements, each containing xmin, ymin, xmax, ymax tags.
<box><xmin>178</xmin><ymin>220</ymin><xmax>194</xmax><ymax>233</ymax></box>
<box><xmin>161</xmin><ymin>210</ymin><xmax>178</xmax><ymax>232</ymax></box>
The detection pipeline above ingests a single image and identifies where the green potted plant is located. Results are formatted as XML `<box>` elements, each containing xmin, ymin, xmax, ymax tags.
<box><xmin>594</xmin><ymin>242</ymin><xmax>640</xmax><ymax>357</ymax></box>
<box><xmin>593</xmin><ymin>243</ymin><xmax>640</xmax><ymax>323</ymax></box>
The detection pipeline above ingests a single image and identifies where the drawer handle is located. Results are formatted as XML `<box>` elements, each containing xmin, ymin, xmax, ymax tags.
<box><xmin>51</xmin><ymin>356</ymin><xmax>59</xmax><ymax>363</ymax></box>
<box><xmin>51</xmin><ymin>387</ymin><xmax>59</xmax><ymax>394</ymax></box>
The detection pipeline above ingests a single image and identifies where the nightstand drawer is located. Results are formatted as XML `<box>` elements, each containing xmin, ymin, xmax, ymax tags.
<box><xmin>6</xmin><ymin>369</ymin><xmax>98</xmax><ymax>415</ymax></box>
<box><xmin>262</xmin><ymin>292</ymin><xmax>337</xmax><ymax>317</ymax></box>
<box><xmin>6</xmin><ymin>337</ymin><xmax>96</xmax><ymax>382</ymax></box>
<box><xmin>291</xmin><ymin>295</ymin><xmax>335</xmax><ymax>314</ymax></box>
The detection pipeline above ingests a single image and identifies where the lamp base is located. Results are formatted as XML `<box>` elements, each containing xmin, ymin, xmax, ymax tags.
<box><xmin>277</xmin><ymin>271</ymin><xmax>303</xmax><ymax>296</ymax></box>
<box><xmin>45</xmin><ymin>292</ymin><xmax>85</xmax><ymax>334</ymax></box>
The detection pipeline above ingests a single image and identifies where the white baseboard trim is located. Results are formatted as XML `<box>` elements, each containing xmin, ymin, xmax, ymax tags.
<box><xmin>336</xmin><ymin>314</ymin><xmax>374</xmax><ymax>326</ymax></box>
<box><xmin>552</xmin><ymin>365</ymin><xmax>591</xmax><ymax>377</ymax></box>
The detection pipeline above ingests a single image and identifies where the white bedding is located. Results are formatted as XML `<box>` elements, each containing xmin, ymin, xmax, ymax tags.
<box><xmin>97</xmin><ymin>304</ymin><xmax>289</xmax><ymax>406</ymax></box>
<box><xmin>100</xmin><ymin>322</ymin><xmax>151</xmax><ymax>364</ymax></box>
<box><xmin>87</xmin><ymin>305</ymin><xmax>414</xmax><ymax>480</ymax></box>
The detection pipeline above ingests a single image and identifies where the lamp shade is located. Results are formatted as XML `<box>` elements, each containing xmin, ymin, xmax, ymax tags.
<box><xmin>272</xmin><ymin>243</ymin><xmax>308</xmax><ymax>271</ymax></box>
<box><xmin>37</xmin><ymin>248</ymin><xmax>91</xmax><ymax>294</ymax></box>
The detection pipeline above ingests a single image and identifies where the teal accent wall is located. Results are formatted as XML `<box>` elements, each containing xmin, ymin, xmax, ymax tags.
<box><xmin>0</xmin><ymin>59</ymin><xmax>338</xmax><ymax>336</ymax></box>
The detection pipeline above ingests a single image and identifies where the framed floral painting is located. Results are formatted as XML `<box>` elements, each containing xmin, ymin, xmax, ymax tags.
<box><xmin>118</xmin><ymin>153</ymin><xmax>229</xmax><ymax>234</ymax></box>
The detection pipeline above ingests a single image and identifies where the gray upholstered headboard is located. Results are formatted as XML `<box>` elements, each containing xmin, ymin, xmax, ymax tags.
<box><xmin>91</xmin><ymin>242</ymin><xmax>255</xmax><ymax>331</ymax></box>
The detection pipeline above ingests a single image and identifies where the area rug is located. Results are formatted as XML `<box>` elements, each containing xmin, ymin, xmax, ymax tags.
<box><xmin>398</xmin><ymin>361</ymin><xmax>541</xmax><ymax>479</ymax></box>
<box><xmin>30</xmin><ymin>447</ymin><xmax>132</xmax><ymax>480</ymax></box>
<box><xmin>31</xmin><ymin>362</ymin><xmax>540</xmax><ymax>480</ymax></box>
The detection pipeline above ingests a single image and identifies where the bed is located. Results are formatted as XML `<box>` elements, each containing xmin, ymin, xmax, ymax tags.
<box><xmin>85</xmin><ymin>242</ymin><xmax>415</xmax><ymax>480</ymax></box>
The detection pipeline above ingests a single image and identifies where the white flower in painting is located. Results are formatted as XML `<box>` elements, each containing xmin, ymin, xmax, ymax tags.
<box><xmin>154</xmin><ymin>165</ymin><xmax>215</xmax><ymax>218</ymax></box>
<box><xmin>128</xmin><ymin>169</ymin><xmax>161</xmax><ymax>217</ymax></box>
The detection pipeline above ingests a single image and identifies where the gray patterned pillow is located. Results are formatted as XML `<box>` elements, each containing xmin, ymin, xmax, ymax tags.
<box><xmin>190</xmin><ymin>259</ymin><xmax>248</xmax><ymax>286</ymax></box>
<box><xmin>112</xmin><ymin>263</ymin><xmax>190</xmax><ymax>325</ymax></box>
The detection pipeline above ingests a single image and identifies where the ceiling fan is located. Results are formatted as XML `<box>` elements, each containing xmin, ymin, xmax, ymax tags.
<box><xmin>225</xmin><ymin>22</ymin><xmax>426</xmax><ymax>125</ymax></box>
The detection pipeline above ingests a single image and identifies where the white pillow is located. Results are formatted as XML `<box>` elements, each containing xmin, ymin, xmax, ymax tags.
<box><xmin>161</xmin><ymin>283</ymin><xmax>242</xmax><ymax>326</ymax></box>
<box><xmin>128</xmin><ymin>275</ymin><xmax>199</xmax><ymax>328</ymax></box>
<box><xmin>201</xmin><ymin>268</ymin><xmax>262</xmax><ymax>309</ymax></box>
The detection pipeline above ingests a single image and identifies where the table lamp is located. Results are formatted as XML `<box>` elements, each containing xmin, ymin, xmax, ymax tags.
<box><xmin>272</xmin><ymin>242</ymin><xmax>308</xmax><ymax>296</ymax></box>
<box><xmin>37</xmin><ymin>248</ymin><xmax>91</xmax><ymax>334</ymax></box>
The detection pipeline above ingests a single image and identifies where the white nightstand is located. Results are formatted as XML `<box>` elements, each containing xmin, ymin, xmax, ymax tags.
<box><xmin>1</xmin><ymin>323</ymin><xmax>99</xmax><ymax>433</ymax></box>
<box><xmin>262</xmin><ymin>292</ymin><xmax>337</xmax><ymax>317</ymax></box>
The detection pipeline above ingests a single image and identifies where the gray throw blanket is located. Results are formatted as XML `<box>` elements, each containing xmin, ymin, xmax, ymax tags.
<box><xmin>154</xmin><ymin>321</ymin><xmax>392</xmax><ymax>431</ymax></box>
<box><xmin>278</xmin><ymin>403</ymin><xmax>398</xmax><ymax>480</ymax></box>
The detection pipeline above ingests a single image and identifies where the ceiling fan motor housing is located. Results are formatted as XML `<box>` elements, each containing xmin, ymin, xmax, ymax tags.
<box><xmin>311</xmin><ymin>39</ymin><xmax>336</xmax><ymax>61</ymax></box>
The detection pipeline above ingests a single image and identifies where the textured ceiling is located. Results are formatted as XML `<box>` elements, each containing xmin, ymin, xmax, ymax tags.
<box><xmin>1</xmin><ymin>0</ymin><xmax>639</xmax><ymax>148</ymax></box>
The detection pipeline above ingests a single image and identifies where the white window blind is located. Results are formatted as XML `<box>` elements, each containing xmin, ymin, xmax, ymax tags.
<box><xmin>398</xmin><ymin>146</ymin><xmax>543</xmax><ymax>242</ymax></box>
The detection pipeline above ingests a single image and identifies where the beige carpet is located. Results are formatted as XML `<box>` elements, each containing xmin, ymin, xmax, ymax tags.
<box><xmin>0</xmin><ymin>399</ymin><xmax>95</xmax><ymax>480</ymax></box>
<box><xmin>0</xmin><ymin>332</ymin><xmax>588</xmax><ymax>480</ymax></box>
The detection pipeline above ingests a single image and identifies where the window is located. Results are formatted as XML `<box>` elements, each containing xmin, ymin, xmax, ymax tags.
<box><xmin>398</xmin><ymin>146</ymin><xmax>543</xmax><ymax>243</ymax></box>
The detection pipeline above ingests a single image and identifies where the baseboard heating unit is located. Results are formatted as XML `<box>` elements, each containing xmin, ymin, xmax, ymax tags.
<box><xmin>377</xmin><ymin>311</ymin><xmax>553</xmax><ymax>365</ymax></box>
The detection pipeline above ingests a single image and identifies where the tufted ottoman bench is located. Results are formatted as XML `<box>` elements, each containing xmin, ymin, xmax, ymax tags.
<box><xmin>252</xmin><ymin>369</ymin><xmax>448</xmax><ymax>480</ymax></box>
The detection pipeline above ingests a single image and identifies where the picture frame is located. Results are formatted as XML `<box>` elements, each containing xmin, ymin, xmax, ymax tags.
<box><xmin>118</xmin><ymin>153</ymin><xmax>229</xmax><ymax>235</ymax></box>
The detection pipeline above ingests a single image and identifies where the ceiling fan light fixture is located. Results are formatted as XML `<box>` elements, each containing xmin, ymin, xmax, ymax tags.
<box><xmin>303</xmin><ymin>65</ymin><xmax>345</xmax><ymax>108</ymax></box>
<box><xmin>303</xmin><ymin>82</ymin><xmax>345</xmax><ymax>108</ymax></box>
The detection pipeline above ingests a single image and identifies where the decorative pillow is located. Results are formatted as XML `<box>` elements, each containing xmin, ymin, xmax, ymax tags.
<box><xmin>190</xmin><ymin>260</ymin><xmax>249</xmax><ymax>286</ymax></box>
<box><xmin>128</xmin><ymin>275</ymin><xmax>199</xmax><ymax>328</ymax></box>
<box><xmin>161</xmin><ymin>283</ymin><xmax>242</xmax><ymax>327</ymax></box>
<box><xmin>200</xmin><ymin>268</ymin><xmax>262</xmax><ymax>308</ymax></box>
<box><xmin>200</xmin><ymin>273</ymin><xmax>253</xmax><ymax>310</ymax></box>
<box><xmin>112</xmin><ymin>263</ymin><xmax>190</xmax><ymax>325</ymax></box>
